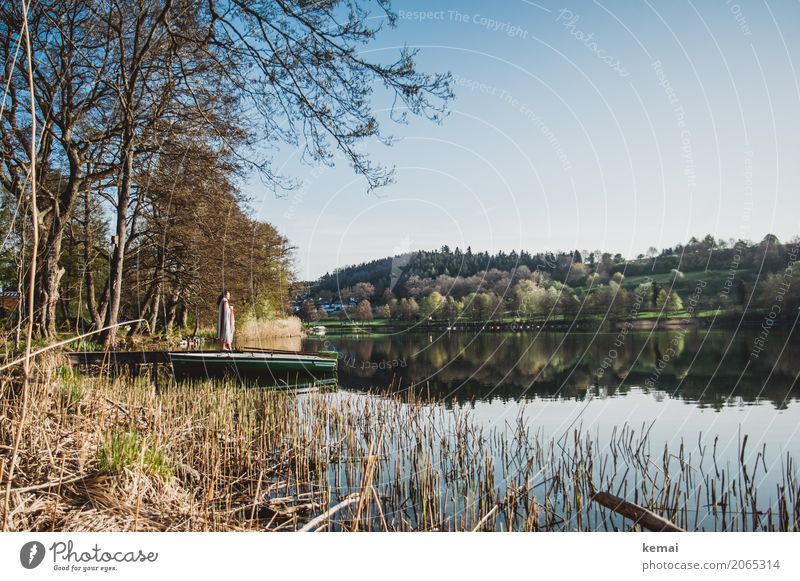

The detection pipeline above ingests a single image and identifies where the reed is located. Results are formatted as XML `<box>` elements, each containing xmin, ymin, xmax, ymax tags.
<box><xmin>0</xmin><ymin>359</ymin><xmax>798</xmax><ymax>532</ymax></box>
<box><xmin>237</xmin><ymin>316</ymin><xmax>304</xmax><ymax>341</ymax></box>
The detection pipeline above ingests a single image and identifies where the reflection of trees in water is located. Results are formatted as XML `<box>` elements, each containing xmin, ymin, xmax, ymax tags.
<box><xmin>331</xmin><ymin>330</ymin><xmax>800</xmax><ymax>409</ymax></box>
<box><xmin>354</xmin><ymin>340</ymin><xmax>375</xmax><ymax>364</ymax></box>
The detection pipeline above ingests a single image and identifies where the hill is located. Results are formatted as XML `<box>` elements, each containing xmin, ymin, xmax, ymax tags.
<box><xmin>299</xmin><ymin>234</ymin><xmax>799</xmax><ymax>323</ymax></box>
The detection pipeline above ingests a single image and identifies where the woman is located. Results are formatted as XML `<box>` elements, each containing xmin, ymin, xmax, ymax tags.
<box><xmin>217</xmin><ymin>290</ymin><xmax>235</xmax><ymax>351</ymax></box>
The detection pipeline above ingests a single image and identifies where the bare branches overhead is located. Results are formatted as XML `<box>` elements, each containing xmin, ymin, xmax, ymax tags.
<box><xmin>1</xmin><ymin>0</ymin><xmax>452</xmax><ymax>341</ymax></box>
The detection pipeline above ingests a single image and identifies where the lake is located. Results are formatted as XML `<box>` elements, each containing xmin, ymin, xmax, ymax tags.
<box><xmin>295</xmin><ymin>326</ymin><xmax>800</xmax><ymax>530</ymax></box>
<box><xmin>311</xmin><ymin>326</ymin><xmax>799</xmax><ymax>422</ymax></box>
<box><xmin>229</xmin><ymin>326</ymin><xmax>800</xmax><ymax>530</ymax></box>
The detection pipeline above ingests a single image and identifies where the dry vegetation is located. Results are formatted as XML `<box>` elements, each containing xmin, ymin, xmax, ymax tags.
<box><xmin>237</xmin><ymin>316</ymin><xmax>305</xmax><ymax>343</ymax></box>
<box><xmin>1</xmin><ymin>355</ymin><xmax>799</xmax><ymax>532</ymax></box>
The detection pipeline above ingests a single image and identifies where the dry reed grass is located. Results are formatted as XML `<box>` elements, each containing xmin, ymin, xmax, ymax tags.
<box><xmin>237</xmin><ymin>316</ymin><xmax>304</xmax><ymax>341</ymax></box>
<box><xmin>1</xmin><ymin>355</ymin><xmax>798</xmax><ymax>532</ymax></box>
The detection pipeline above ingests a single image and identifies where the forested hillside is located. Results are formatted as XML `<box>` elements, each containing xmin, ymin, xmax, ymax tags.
<box><xmin>305</xmin><ymin>234</ymin><xmax>799</xmax><ymax>322</ymax></box>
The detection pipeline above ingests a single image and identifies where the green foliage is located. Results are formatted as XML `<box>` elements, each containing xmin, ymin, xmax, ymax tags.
<box><xmin>71</xmin><ymin>339</ymin><xmax>102</xmax><ymax>352</ymax></box>
<box><xmin>463</xmin><ymin>292</ymin><xmax>501</xmax><ymax>320</ymax></box>
<box><xmin>241</xmin><ymin>295</ymin><xmax>279</xmax><ymax>322</ymax></box>
<box><xmin>656</xmin><ymin>289</ymin><xmax>684</xmax><ymax>312</ymax></box>
<box><xmin>420</xmin><ymin>291</ymin><xmax>445</xmax><ymax>319</ymax></box>
<box><xmin>307</xmin><ymin>234</ymin><xmax>800</xmax><ymax>321</ymax></box>
<box><xmin>59</xmin><ymin>383</ymin><xmax>84</xmax><ymax>408</ymax></box>
<box><xmin>440</xmin><ymin>296</ymin><xmax>463</xmax><ymax>320</ymax></box>
<box><xmin>97</xmin><ymin>431</ymin><xmax>172</xmax><ymax>479</ymax></box>
<box><xmin>57</xmin><ymin>366</ymin><xmax>84</xmax><ymax>408</ymax></box>
<box><xmin>56</xmin><ymin>364</ymin><xmax>79</xmax><ymax>381</ymax></box>
<box><xmin>396</xmin><ymin>298</ymin><xmax>420</xmax><ymax>320</ymax></box>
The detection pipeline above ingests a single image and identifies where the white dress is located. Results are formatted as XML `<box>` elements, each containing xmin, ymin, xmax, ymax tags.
<box><xmin>217</xmin><ymin>298</ymin><xmax>235</xmax><ymax>350</ymax></box>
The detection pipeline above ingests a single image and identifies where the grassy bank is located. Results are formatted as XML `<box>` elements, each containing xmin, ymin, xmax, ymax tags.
<box><xmin>1</xmin><ymin>358</ymin><xmax>798</xmax><ymax>531</ymax></box>
<box><xmin>311</xmin><ymin>312</ymin><xmax>705</xmax><ymax>336</ymax></box>
<box><xmin>312</xmin><ymin>306</ymin><xmax>791</xmax><ymax>336</ymax></box>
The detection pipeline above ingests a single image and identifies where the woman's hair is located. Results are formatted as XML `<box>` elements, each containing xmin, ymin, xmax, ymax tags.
<box><xmin>217</xmin><ymin>291</ymin><xmax>227</xmax><ymax>304</ymax></box>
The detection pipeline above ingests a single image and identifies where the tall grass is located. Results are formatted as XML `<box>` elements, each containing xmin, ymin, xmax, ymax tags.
<box><xmin>97</xmin><ymin>431</ymin><xmax>172</xmax><ymax>479</ymax></box>
<box><xmin>0</xmin><ymin>357</ymin><xmax>798</xmax><ymax>531</ymax></box>
<box><xmin>238</xmin><ymin>316</ymin><xmax>304</xmax><ymax>342</ymax></box>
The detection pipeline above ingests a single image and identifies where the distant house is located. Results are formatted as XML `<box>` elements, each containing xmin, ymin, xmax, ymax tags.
<box><xmin>0</xmin><ymin>291</ymin><xmax>20</xmax><ymax>316</ymax></box>
<box><xmin>320</xmin><ymin>302</ymin><xmax>344</xmax><ymax>314</ymax></box>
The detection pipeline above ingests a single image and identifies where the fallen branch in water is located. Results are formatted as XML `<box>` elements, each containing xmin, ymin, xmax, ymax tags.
<box><xmin>591</xmin><ymin>490</ymin><xmax>685</xmax><ymax>532</ymax></box>
<box><xmin>472</xmin><ymin>503</ymin><xmax>500</xmax><ymax>532</ymax></box>
<box><xmin>299</xmin><ymin>493</ymin><xmax>361</xmax><ymax>532</ymax></box>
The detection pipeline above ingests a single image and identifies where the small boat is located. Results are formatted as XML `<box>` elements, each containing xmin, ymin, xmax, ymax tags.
<box><xmin>66</xmin><ymin>348</ymin><xmax>338</xmax><ymax>388</ymax></box>
<box><xmin>310</xmin><ymin>325</ymin><xmax>327</xmax><ymax>336</ymax></box>
<box><xmin>168</xmin><ymin>348</ymin><xmax>338</xmax><ymax>386</ymax></box>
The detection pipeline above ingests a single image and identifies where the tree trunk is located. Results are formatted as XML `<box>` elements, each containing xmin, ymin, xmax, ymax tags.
<box><xmin>84</xmin><ymin>254</ymin><xmax>103</xmax><ymax>331</ymax></box>
<box><xmin>126</xmin><ymin>279</ymin><xmax>159</xmax><ymax>336</ymax></box>
<box><xmin>164</xmin><ymin>292</ymin><xmax>179</xmax><ymax>335</ymax></box>
<box><xmin>96</xmin><ymin>279</ymin><xmax>109</xmax><ymax>326</ymax></box>
<box><xmin>146</xmin><ymin>245</ymin><xmax>165</xmax><ymax>334</ymax></box>
<box><xmin>148</xmin><ymin>288</ymin><xmax>161</xmax><ymax>334</ymax></box>
<box><xmin>178</xmin><ymin>302</ymin><xmax>188</xmax><ymax>330</ymax></box>
<box><xmin>15</xmin><ymin>222</ymin><xmax>26</xmax><ymax>348</ymax></box>
<box><xmin>192</xmin><ymin>306</ymin><xmax>200</xmax><ymax>337</ymax></box>
<box><xmin>59</xmin><ymin>296</ymin><xmax>71</xmax><ymax>327</ymax></box>
<box><xmin>82</xmin><ymin>189</ymin><xmax>103</xmax><ymax>331</ymax></box>
<box><xmin>31</xmin><ymin>138</ymin><xmax>83</xmax><ymax>338</ymax></box>
<box><xmin>101</xmin><ymin>137</ymin><xmax>134</xmax><ymax>347</ymax></box>
<box><xmin>34</xmin><ymin>216</ymin><xmax>67</xmax><ymax>337</ymax></box>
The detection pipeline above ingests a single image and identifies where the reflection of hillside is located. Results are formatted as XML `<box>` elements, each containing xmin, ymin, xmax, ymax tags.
<box><xmin>331</xmin><ymin>330</ymin><xmax>800</xmax><ymax>410</ymax></box>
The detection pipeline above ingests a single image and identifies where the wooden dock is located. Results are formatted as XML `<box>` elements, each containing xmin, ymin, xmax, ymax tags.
<box><xmin>67</xmin><ymin>351</ymin><xmax>172</xmax><ymax>366</ymax></box>
<box><xmin>66</xmin><ymin>347</ymin><xmax>335</xmax><ymax>367</ymax></box>
<box><xmin>66</xmin><ymin>349</ymin><xmax>339</xmax><ymax>388</ymax></box>
<box><xmin>66</xmin><ymin>351</ymin><xmax>173</xmax><ymax>383</ymax></box>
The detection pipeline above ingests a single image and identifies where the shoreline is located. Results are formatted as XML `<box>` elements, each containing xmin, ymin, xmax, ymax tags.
<box><xmin>308</xmin><ymin>312</ymin><xmax>789</xmax><ymax>336</ymax></box>
<box><xmin>1</xmin><ymin>362</ymin><xmax>796</xmax><ymax>532</ymax></box>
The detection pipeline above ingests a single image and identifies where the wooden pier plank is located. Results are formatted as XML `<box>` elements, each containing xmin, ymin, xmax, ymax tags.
<box><xmin>66</xmin><ymin>351</ymin><xmax>172</xmax><ymax>366</ymax></box>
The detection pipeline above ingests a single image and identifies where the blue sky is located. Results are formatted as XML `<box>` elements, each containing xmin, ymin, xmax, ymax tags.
<box><xmin>247</xmin><ymin>0</ymin><xmax>800</xmax><ymax>280</ymax></box>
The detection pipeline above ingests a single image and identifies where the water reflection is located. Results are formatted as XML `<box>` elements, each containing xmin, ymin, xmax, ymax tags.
<box><xmin>313</xmin><ymin>328</ymin><xmax>800</xmax><ymax>410</ymax></box>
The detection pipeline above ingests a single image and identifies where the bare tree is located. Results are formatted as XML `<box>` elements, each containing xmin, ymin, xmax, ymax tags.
<box><xmin>0</xmin><ymin>0</ymin><xmax>117</xmax><ymax>337</ymax></box>
<box><xmin>2</xmin><ymin>0</ymin><xmax>451</xmax><ymax>344</ymax></box>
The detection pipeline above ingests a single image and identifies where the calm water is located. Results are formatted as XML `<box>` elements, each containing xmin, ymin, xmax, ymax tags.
<box><xmin>277</xmin><ymin>327</ymin><xmax>800</xmax><ymax>530</ymax></box>
<box><xmin>306</xmin><ymin>327</ymin><xmax>800</xmax><ymax>464</ymax></box>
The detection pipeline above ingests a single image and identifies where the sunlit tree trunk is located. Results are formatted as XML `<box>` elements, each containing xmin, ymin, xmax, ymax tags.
<box><xmin>101</xmin><ymin>132</ymin><xmax>133</xmax><ymax>346</ymax></box>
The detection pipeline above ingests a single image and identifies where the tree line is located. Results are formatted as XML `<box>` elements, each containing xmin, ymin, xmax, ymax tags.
<box><xmin>0</xmin><ymin>0</ymin><xmax>451</xmax><ymax>345</ymax></box>
<box><xmin>303</xmin><ymin>234</ymin><xmax>800</xmax><ymax>322</ymax></box>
